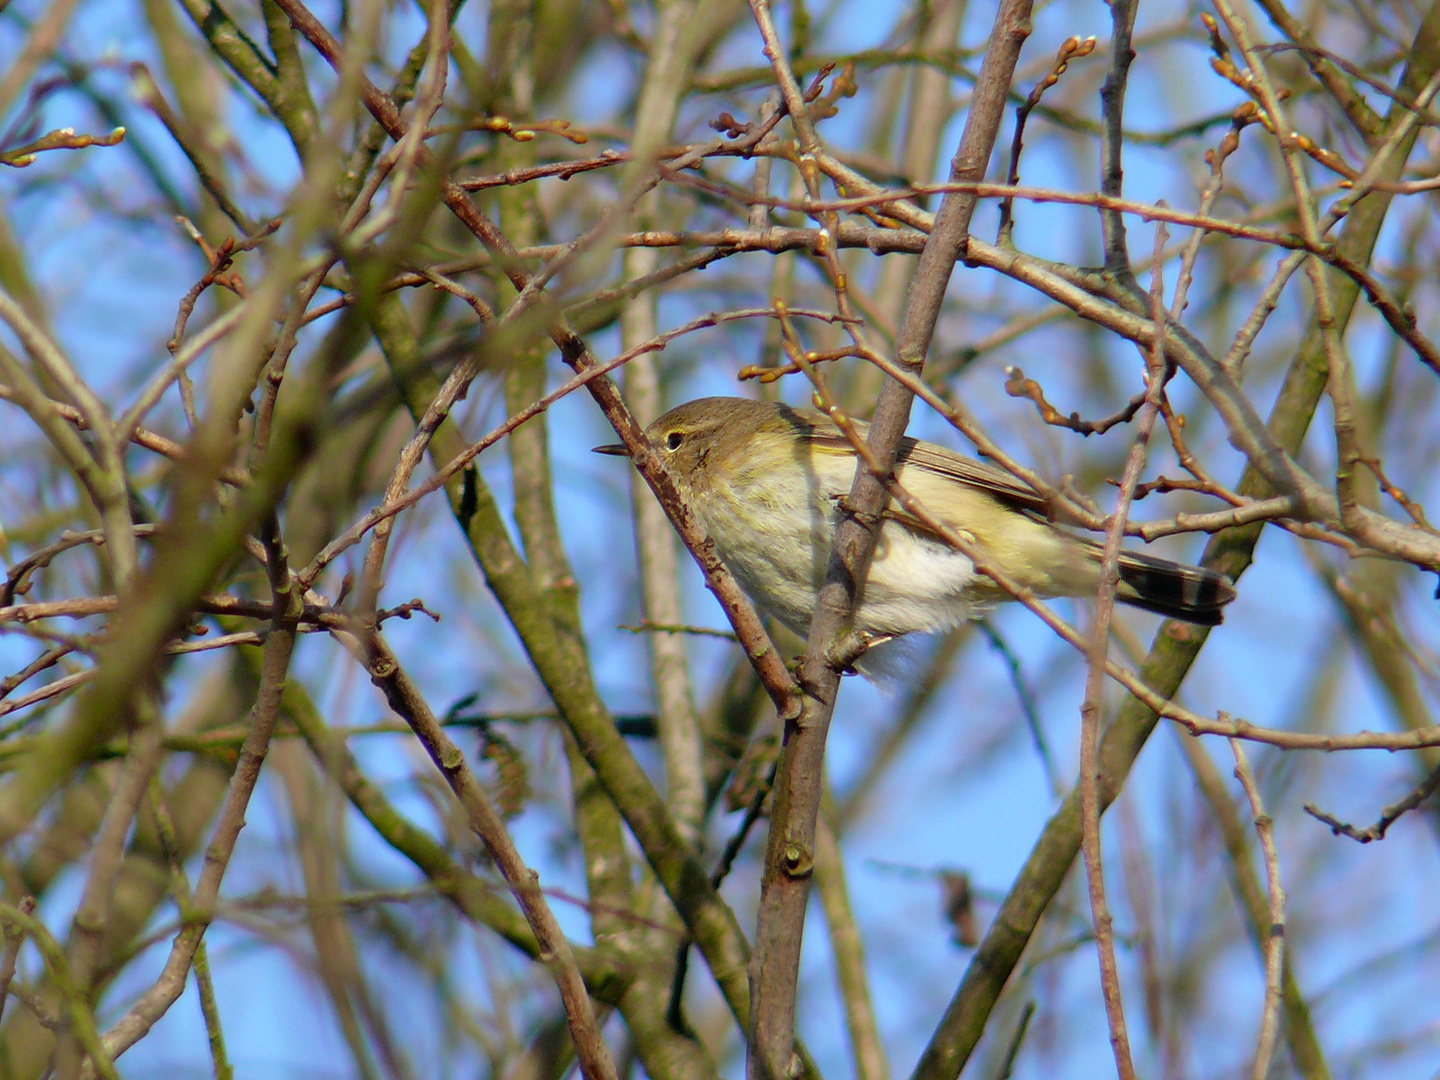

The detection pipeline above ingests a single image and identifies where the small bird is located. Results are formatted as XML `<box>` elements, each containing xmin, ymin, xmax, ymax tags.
<box><xmin>596</xmin><ymin>397</ymin><xmax>1235</xmax><ymax>645</ymax></box>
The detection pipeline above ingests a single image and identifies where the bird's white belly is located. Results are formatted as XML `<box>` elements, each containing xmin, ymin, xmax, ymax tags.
<box><xmin>696</xmin><ymin>477</ymin><xmax>978</xmax><ymax>639</ymax></box>
<box><xmin>861</xmin><ymin>522</ymin><xmax>979</xmax><ymax>634</ymax></box>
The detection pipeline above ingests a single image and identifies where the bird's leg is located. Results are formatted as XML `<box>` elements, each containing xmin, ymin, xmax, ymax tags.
<box><xmin>826</xmin><ymin>630</ymin><xmax>896</xmax><ymax>675</ymax></box>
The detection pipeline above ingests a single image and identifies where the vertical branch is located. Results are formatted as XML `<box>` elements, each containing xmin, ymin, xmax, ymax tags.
<box><xmin>1177</xmin><ymin>733</ymin><xmax>1328</xmax><ymax>1079</ymax></box>
<box><xmin>564</xmin><ymin>728</ymin><xmax>706</xmax><ymax>1080</ymax></box>
<box><xmin>814</xmin><ymin>797</ymin><xmax>887</xmax><ymax>1080</ymax></box>
<box><xmin>1304</xmin><ymin>251</ymin><xmax>1368</xmax><ymax>538</ymax></box>
<box><xmin>620</xmin><ymin>0</ymin><xmax>709</xmax><ymax>848</ymax></box>
<box><xmin>1076</xmin><ymin>221</ymin><xmax>1172</xmax><ymax>1080</ymax></box>
<box><xmin>745</xmin><ymin>1</ymin><xmax>1033</xmax><ymax>1077</ymax></box>
<box><xmin>1097</xmin><ymin>0</ymin><xmax>1139</xmax><ymax>275</ymax></box>
<box><xmin>487</xmin><ymin>0</ymin><xmax>570</xmax><ymax>604</ymax></box>
<box><xmin>852</xmin><ymin>0</ymin><xmax>967</xmax><ymax>401</ymax></box>
<box><xmin>485</xmin><ymin>10</ymin><xmax>719</xmax><ymax>1066</ymax></box>
<box><xmin>1229</xmin><ymin>739</ymin><xmax>1286</xmax><ymax>1080</ymax></box>
<box><xmin>623</xmin><ymin>250</ymin><xmax>708</xmax><ymax>846</ymax></box>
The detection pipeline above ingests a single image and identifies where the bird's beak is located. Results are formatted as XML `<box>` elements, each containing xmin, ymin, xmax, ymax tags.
<box><xmin>591</xmin><ymin>442</ymin><xmax>631</xmax><ymax>457</ymax></box>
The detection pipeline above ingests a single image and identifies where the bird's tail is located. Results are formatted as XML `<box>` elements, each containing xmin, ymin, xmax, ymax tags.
<box><xmin>1087</xmin><ymin>545</ymin><xmax>1237</xmax><ymax>625</ymax></box>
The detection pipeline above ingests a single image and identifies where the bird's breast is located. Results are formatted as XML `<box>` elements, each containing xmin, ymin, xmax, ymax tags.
<box><xmin>693</xmin><ymin>462</ymin><xmax>981</xmax><ymax>638</ymax></box>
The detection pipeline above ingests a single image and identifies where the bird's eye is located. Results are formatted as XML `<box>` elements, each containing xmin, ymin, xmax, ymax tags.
<box><xmin>665</xmin><ymin>431</ymin><xmax>684</xmax><ymax>451</ymax></box>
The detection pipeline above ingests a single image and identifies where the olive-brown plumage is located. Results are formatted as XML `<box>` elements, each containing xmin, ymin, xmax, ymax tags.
<box><xmin>598</xmin><ymin>397</ymin><xmax>1235</xmax><ymax>640</ymax></box>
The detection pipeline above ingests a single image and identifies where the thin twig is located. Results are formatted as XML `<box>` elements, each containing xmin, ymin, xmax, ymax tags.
<box><xmin>1230</xmin><ymin>738</ymin><xmax>1285</xmax><ymax>1080</ymax></box>
<box><xmin>997</xmin><ymin>36</ymin><xmax>1095</xmax><ymax>241</ymax></box>
<box><xmin>1076</xmin><ymin>211</ymin><xmax>1170</xmax><ymax>1080</ymax></box>
<box><xmin>1304</xmin><ymin>760</ymin><xmax>1440</xmax><ymax>842</ymax></box>
<box><xmin>339</xmin><ymin>625</ymin><xmax>619</xmax><ymax>1080</ymax></box>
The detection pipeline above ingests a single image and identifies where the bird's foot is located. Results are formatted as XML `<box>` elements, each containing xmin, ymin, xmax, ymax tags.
<box><xmin>827</xmin><ymin>630</ymin><xmax>895</xmax><ymax>675</ymax></box>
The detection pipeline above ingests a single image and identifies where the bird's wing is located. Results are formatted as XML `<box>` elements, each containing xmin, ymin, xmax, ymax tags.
<box><xmin>801</xmin><ymin>426</ymin><xmax>1051</xmax><ymax>516</ymax></box>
